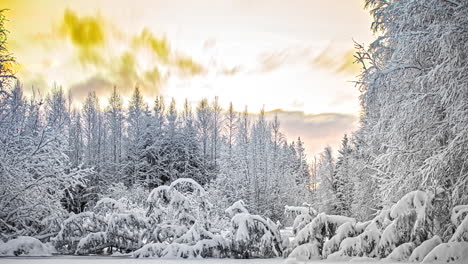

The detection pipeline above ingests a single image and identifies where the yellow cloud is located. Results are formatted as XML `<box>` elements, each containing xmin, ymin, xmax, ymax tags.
<box><xmin>311</xmin><ymin>48</ymin><xmax>360</xmax><ymax>75</ymax></box>
<box><xmin>175</xmin><ymin>56</ymin><xmax>204</xmax><ymax>76</ymax></box>
<box><xmin>132</xmin><ymin>28</ymin><xmax>170</xmax><ymax>62</ymax></box>
<box><xmin>336</xmin><ymin>50</ymin><xmax>360</xmax><ymax>75</ymax></box>
<box><xmin>61</xmin><ymin>9</ymin><xmax>105</xmax><ymax>48</ymax></box>
<box><xmin>60</xmin><ymin>9</ymin><xmax>106</xmax><ymax>65</ymax></box>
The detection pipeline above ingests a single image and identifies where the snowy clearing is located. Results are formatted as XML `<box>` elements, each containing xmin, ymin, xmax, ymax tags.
<box><xmin>0</xmin><ymin>256</ymin><xmax>410</xmax><ymax>264</ymax></box>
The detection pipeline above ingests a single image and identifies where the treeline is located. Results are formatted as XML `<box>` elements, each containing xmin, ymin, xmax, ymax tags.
<box><xmin>312</xmin><ymin>0</ymin><xmax>468</xmax><ymax>240</ymax></box>
<box><xmin>0</xmin><ymin>80</ymin><xmax>310</xmax><ymax>240</ymax></box>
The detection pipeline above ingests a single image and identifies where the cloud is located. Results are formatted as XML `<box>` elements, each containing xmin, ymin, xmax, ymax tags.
<box><xmin>220</xmin><ymin>66</ymin><xmax>242</xmax><ymax>76</ymax></box>
<box><xmin>40</xmin><ymin>9</ymin><xmax>212</xmax><ymax>101</ymax></box>
<box><xmin>256</xmin><ymin>48</ymin><xmax>311</xmax><ymax>73</ymax></box>
<box><xmin>263</xmin><ymin>110</ymin><xmax>359</xmax><ymax>160</ymax></box>
<box><xmin>311</xmin><ymin>47</ymin><xmax>361</xmax><ymax>75</ymax></box>
<box><xmin>69</xmin><ymin>76</ymin><xmax>113</xmax><ymax>102</ymax></box>
<box><xmin>174</xmin><ymin>56</ymin><xmax>205</xmax><ymax>76</ymax></box>
<box><xmin>59</xmin><ymin>9</ymin><xmax>106</xmax><ymax>65</ymax></box>
<box><xmin>257</xmin><ymin>50</ymin><xmax>289</xmax><ymax>73</ymax></box>
<box><xmin>336</xmin><ymin>50</ymin><xmax>361</xmax><ymax>75</ymax></box>
<box><xmin>132</xmin><ymin>28</ymin><xmax>170</xmax><ymax>62</ymax></box>
<box><xmin>110</xmin><ymin>51</ymin><xmax>164</xmax><ymax>97</ymax></box>
<box><xmin>252</xmin><ymin>46</ymin><xmax>361</xmax><ymax>76</ymax></box>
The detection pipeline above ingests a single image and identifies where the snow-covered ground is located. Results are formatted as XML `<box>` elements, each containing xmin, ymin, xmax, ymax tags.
<box><xmin>0</xmin><ymin>256</ymin><xmax>410</xmax><ymax>264</ymax></box>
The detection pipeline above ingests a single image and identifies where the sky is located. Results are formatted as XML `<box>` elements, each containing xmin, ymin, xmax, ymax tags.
<box><xmin>3</xmin><ymin>0</ymin><xmax>374</xmax><ymax>160</ymax></box>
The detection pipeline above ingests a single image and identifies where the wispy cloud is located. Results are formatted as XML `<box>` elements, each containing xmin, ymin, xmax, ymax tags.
<box><xmin>311</xmin><ymin>47</ymin><xmax>361</xmax><ymax>75</ymax></box>
<box><xmin>50</xmin><ymin>10</ymin><xmax>210</xmax><ymax>100</ymax></box>
<box><xmin>59</xmin><ymin>9</ymin><xmax>107</xmax><ymax>65</ymax></box>
<box><xmin>263</xmin><ymin>110</ymin><xmax>359</xmax><ymax>160</ymax></box>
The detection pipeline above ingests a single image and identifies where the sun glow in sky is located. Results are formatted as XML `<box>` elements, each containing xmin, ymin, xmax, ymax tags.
<box><xmin>3</xmin><ymin>0</ymin><xmax>373</xmax><ymax>158</ymax></box>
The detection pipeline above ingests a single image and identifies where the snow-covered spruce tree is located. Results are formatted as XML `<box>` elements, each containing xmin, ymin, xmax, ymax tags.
<box><xmin>225</xmin><ymin>200</ymin><xmax>283</xmax><ymax>258</ymax></box>
<box><xmin>314</xmin><ymin>146</ymin><xmax>339</xmax><ymax>214</ymax></box>
<box><xmin>354</xmin><ymin>0</ymin><xmax>468</xmax><ymax>239</ymax></box>
<box><xmin>105</xmin><ymin>86</ymin><xmax>123</xmax><ymax>175</ymax></box>
<box><xmin>333</xmin><ymin>134</ymin><xmax>354</xmax><ymax>217</ymax></box>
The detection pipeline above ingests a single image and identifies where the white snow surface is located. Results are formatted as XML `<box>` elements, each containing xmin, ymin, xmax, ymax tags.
<box><xmin>408</xmin><ymin>235</ymin><xmax>442</xmax><ymax>262</ymax></box>
<box><xmin>421</xmin><ymin>241</ymin><xmax>468</xmax><ymax>263</ymax></box>
<box><xmin>0</xmin><ymin>256</ymin><xmax>415</xmax><ymax>264</ymax></box>
<box><xmin>0</xmin><ymin>236</ymin><xmax>56</xmax><ymax>256</ymax></box>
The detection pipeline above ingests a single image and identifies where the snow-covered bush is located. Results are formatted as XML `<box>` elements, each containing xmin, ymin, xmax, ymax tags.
<box><xmin>322</xmin><ymin>222</ymin><xmax>356</xmax><ymax>258</ymax></box>
<box><xmin>226</xmin><ymin>200</ymin><xmax>283</xmax><ymax>258</ymax></box>
<box><xmin>133</xmin><ymin>223</ymin><xmax>228</xmax><ymax>258</ymax></box>
<box><xmin>147</xmin><ymin>178</ymin><xmax>210</xmax><ymax>227</ymax></box>
<box><xmin>408</xmin><ymin>235</ymin><xmax>442</xmax><ymax>262</ymax></box>
<box><xmin>378</xmin><ymin>211</ymin><xmax>417</xmax><ymax>257</ymax></box>
<box><xmin>93</xmin><ymin>198</ymin><xmax>126</xmax><ymax>216</ymax></box>
<box><xmin>373</xmin><ymin>191</ymin><xmax>434</xmax><ymax>258</ymax></box>
<box><xmin>422</xmin><ymin>242</ymin><xmax>468</xmax><ymax>263</ymax></box>
<box><xmin>288</xmin><ymin>242</ymin><xmax>321</xmax><ymax>261</ymax></box>
<box><xmin>106</xmin><ymin>213</ymin><xmax>149</xmax><ymax>252</ymax></box>
<box><xmin>53</xmin><ymin>212</ymin><xmax>107</xmax><ymax>253</ymax></box>
<box><xmin>384</xmin><ymin>242</ymin><xmax>414</xmax><ymax>262</ymax></box>
<box><xmin>449</xmin><ymin>213</ymin><xmax>468</xmax><ymax>242</ymax></box>
<box><xmin>75</xmin><ymin>232</ymin><xmax>108</xmax><ymax>255</ymax></box>
<box><xmin>317</xmin><ymin>209</ymin><xmax>390</xmax><ymax>259</ymax></box>
<box><xmin>451</xmin><ymin>205</ymin><xmax>468</xmax><ymax>227</ymax></box>
<box><xmin>0</xmin><ymin>236</ymin><xmax>56</xmax><ymax>256</ymax></box>
<box><xmin>133</xmin><ymin>178</ymin><xmax>228</xmax><ymax>258</ymax></box>
<box><xmin>133</xmin><ymin>236</ymin><xmax>227</xmax><ymax>258</ymax></box>
<box><xmin>284</xmin><ymin>204</ymin><xmax>317</xmax><ymax>236</ymax></box>
<box><xmin>286</xmin><ymin>213</ymin><xmax>355</xmax><ymax>259</ymax></box>
<box><xmin>390</xmin><ymin>191</ymin><xmax>434</xmax><ymax>244</ymax></box>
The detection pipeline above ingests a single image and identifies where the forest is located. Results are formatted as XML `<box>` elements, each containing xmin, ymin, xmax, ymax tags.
<box><xmin>1</xmin><ymin>0</ymin><xmax>468</xmax><ymax>263</ymax></box>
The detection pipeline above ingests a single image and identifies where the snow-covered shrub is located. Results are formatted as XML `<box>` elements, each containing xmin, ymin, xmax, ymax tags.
<box><xmin>147</xmin><ymin>178</ymin><xmax>210</xmax><ymax>228</ymax></box>
<box><xmin>225</xmin><ymin>200</ymin><xmax>249</xmax><ymax>217</ymax></box>
<box><xmin>75</xmin><ymin>232</ymin><xmax>108</xmax><ymax>255</ymax></box>
<box><xmin>422</xmin><ymin>242</ymin><xmax>468</xmax><ymax>263</ymax></box>
<box><xmin>0</xmin><ymin>236</ymin><xmax>56</xmax><ymax>256</ymax></box>
<box><xmin>284</xmin><ymin>204</ymin><xmax>317</xmax><ymax>236</ymax></box>
<box><xmin>93</xmin><ymin>198</ymin><xmax>126</xmax><ymax>216</ymax></box>
<box><xmin>384</xmin><ymin>242</ymin><xmax>414</xmax><ymax>261</ymax></box>
<box><xmin>134</xmin><ymin>178</ymin><xmax>227</xmax><ymax>258</ymax></box>
<box><xmin>133</xmin><ymin>222</ymin><xmax>228</xmax><ymax>258</ymax></box>
<box><xmin>106</xmin><ymin>213</ymin><xmax>149</xmax><ymax>252</ymax></box>
<box><xmin>408</xmin><ymin>235</ymin><xmax>442</xmax><ymax>262</ymax></box>
<box><xmin>390</xmin><ymin>191</ymin><xmax>434</xmax><ymax>244</ymax></box>
<box><xmin>133</xmin><ymin>234</ymin><xmax>228</xmax><ymax>258</ymax></box>
<box><xmin>339</xmin><ymin>236</ymin><xmax>364</xmax><ymax>257</ymax></box>
<box><xmin>322</xmin><ymin>222</ymin><xmax>356</xmax><ymax>258</ymax></box>
<box><xmin>53</xmin><ymin>212</ymin><xmax>107</xmax><ymax>253</ymax></box>
<box><xmin>226</xmin><ymin>200</ymin><xmax>283</xmax><ymax>258</ymax></box>
<box><xmin>286</xmin><ymin>213</ymin><xmax>355</xmax><ymax>259</ymax></box>
<box><xmin>288</xmin><ymin>242</ymin><xmax>321</xmax><ymax>261</ymax></box>
<box><xmin>378</xmin><ymin>211</ymin><xmax>417</xmax><ymax>257</ymax></box>
<box><xmin>451</xmin><ymin>205</ymin><xmax>468</xmax><ymax>227</ymax></box>
<box><xmin>331</xmin><ymin>210</ymin><xmax>391</xmax><ymax>258</ymax></box>
<box><xmin>449</xmin><ymin>213</ymin><xmax>468</xmax><ymax>242</ymax></box>
<box><xmin>376</xmin><ymin>191</ymin><xmax>434</xmax><ymax>258</ymax></box>
<box><xmin>104</xmin><ymin>182</ymin><xmax>149</xmax><ymax>210</ymax></box>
